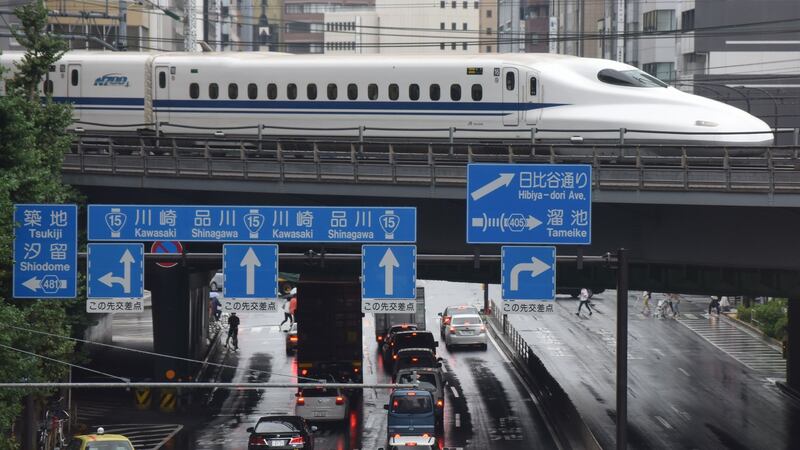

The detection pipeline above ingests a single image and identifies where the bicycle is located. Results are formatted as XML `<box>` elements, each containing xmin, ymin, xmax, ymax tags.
<box><xmin>38</xmin><ymin>399</ymin><xmax>70</xmax><ymax>450</ymax></box>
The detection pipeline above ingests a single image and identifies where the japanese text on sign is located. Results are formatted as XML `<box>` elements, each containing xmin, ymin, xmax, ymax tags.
<box><xmin>362</xmin><ymin>299</ymin><xmax>416</xmax><ymax>314</ymax></box>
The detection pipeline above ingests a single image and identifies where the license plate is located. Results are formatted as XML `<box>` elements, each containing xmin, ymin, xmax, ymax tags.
<box><xmin>314</xmin><ymin>410</ymin><xmax>326</xmax><ymax>417</ymax></box>
<box><xmin>461</xmin><ymin>329</ymin><xmax>474</xmax><ymax>335</ymax></box>
<box><xmin>269</xmin><ymin>440</ymin><xmax>286</xmax><ymax>446</ymax></box>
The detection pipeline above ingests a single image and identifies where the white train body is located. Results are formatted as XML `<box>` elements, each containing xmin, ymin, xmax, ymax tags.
<box><xmin>0</xmin><ymin>51</ymin><xmax>773</xmax><ymax>145</ymax></box>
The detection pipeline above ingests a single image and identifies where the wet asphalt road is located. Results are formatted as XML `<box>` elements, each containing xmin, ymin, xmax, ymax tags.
<box><xmin>182</xmin><ymin>280</ymin><xmax>556</xmax><ymax>449</ymax></box>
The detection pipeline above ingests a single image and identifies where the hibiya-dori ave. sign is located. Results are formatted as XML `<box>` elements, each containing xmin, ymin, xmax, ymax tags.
<box><xmin>88</xmin><ymin>205</ymin><xmax>416</xmax><ymax>243</ymax></box>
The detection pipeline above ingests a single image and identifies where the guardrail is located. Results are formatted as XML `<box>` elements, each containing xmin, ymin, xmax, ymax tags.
<box><xmin>62</xmin><ymin>133</ymin><xmax>800</xmax><ymax>193</ymax></box>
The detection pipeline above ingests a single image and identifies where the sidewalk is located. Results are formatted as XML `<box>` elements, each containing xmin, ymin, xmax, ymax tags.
<box><xmin>488</xmin><ymin>287</ymin><xmax>799</xmax><ymax>450</ymax></box>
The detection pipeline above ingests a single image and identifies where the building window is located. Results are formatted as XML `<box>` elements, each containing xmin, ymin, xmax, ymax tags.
<box><xmin>440</xmin><ymin>22</ymin><xmax>445</xmax><ymax>30</ymax></box>
<box><xmin>451</xmin><ymin>22</ymin><xmax>456</xmax><ymax>30</ymax></box>
<box><xmin>463</xmin><ymin>23</ymin><xmax>467</xmax><ymax>30</ymax></box>
<box><xmin>474</xmin><ymin>1</ymin><xmax>479</xmax><ymax>8</ymax></box>
<box><xmin>228</xmin><ymin>83</ymin><xmax>238</xmax><ymax>99</ymax></box>
<box><xmin>287</xmin><ymin>83</ymin><xmax>297</xmax><ymax>99</ymax></box>
<box><xmin>643</xmin><ymin>10</ymin><xmax>675</xmax><ymax>32</ymax></box>
<box><xmin>450</xmin><ymin>84</ymin><xmax>461</xmax><ymax>101</ymax></box>
<box><xmin>307</xmin><ymin>83</ymin><xmax>318</xmax><ymax>100</ymax></box>
<box><xmin>368</xmin><ymin>83</ymin><xmax>378</xmax><ymax>100</ymax></box>
<box><xmin>409</xmin><ymin>84</ymin><xmax>420</xmax><ymax>101</ymax></box>
<box><xmin>471</xmin><ymin>84</ymin><xmax>482</xmax><ymax>101</ymax></box>
<box><xmin>463</xmin><ymin>1</ymin><xmax>468</xmax><ymax>9</ymax></box>
<box><xmin>487</xmin><ymin>9</ymin><xmax>492</xmax><ymax>18</ymax></box>
<box><xmin>348</xmin><ymin>83</ymin><xmax>358</xmax><ymax>100</ymax></box>
<box><xmin>440</xmin><ymin>0</ymin><xmax>445</xmax><ymax>7</ymax></box>
<box><xmin>248</xmin><ymin>83</ymin><xmax>258</xmax><ymax>99</ymax></box>
<box><xmin>486</xmin><ymin>45</ymin><xmax>491</xmax><ymax>52</ymax></box>
<box><xmin>681</xmin><ymin>9</ymin><xmax>695</xmax><ymax>31</ymax></box>
<box><xmin>642</xmin><ymin>62</ymin><xmax>675</xmax><ymax>81</ymax></box>
<box><xmin>530</xmin><ymin>77</ymin><xmax>537</xmax><ymax>96</ymax></box>
<box><xmin>506</xmin><ymin>71</ymin><xmax>515</xmax><ymax>90</ymax></box>
<box><xmin>327</xmin><ymin>83</ymin><xmax>338</xmax><ymax>100</ymax></box>
<box><xmin>44</xmin><ymin>79</ymin><xmax>53</xmax><ymax>95</ymax></box>
<box><xmin>430</xmin><ymin>84</ymin><xmax>441</xmax><ymax>101</ymax></box>
<box><xmin>209</xmin><ymin>83</ymin><xmax>219</xmax><ymax>99</ymax></box>
<box><xmin>451</xmin><ymin>1</ymin><xmax>456</xmax><ymax>8</ymax></box>
<box><xmin>267</xmin><ymin>83</ymin><xmax>277</xmax><ymax>99</ymax></box>
<box><xmin>389</xmin><ymin>83</ymin><xmax>399</xmax><ymax>100</ymax></box>
<box><xmin>190</xmin><ymin>83</ymin><xmax>199</xmax><ymax>99</ymax></box>
<box><xmin>463</xmin><ymin>42</ymin><xmax>468</xmax><ymax>50</ymax></box>
<box><xmin>440</xmin><ymin>42</ymin><xmax>445</xmax><ymax>50</ymax></box>
<box><xmin>451</xmin><ymin>42</ymin><xmax>456</xmax><ymax>50</ymax></box>
<box><xmin>486</xmin><ymin>27</ymin><xmax>492</xmax><ymax>35</ymax></box>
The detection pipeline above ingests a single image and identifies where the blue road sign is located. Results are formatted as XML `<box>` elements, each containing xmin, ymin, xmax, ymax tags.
<box><xmin>87</xmin><ymin>243</ymin><xmax>144</xmax><ymax>299</ymax></box>
<box><xmin>223</xmin><ymin>244</ymin><xmax>278</xmax><ymax>300</ymax></box>
<box><xmin>88</xmin><ymin>205</ymin><xmax>416</xmax><ymax>243</ymax></box>
<box><xmin>467</xmin><ymin>164</ymin><xmax>591</xmax><ymax>244</ymax></box>
<box><xmin>13</xmin><ymin>204</ymin><xmax>78</xmax><ymax>299</ymax></box>
<box><xmin>501</xmin><ymin>246</ymin><xmax>556</xmax><ymax>302</ymax></box>
<box><xmin>362</xmin><ymin>245</ymin><xmax>416</xmax><ymax>300</ymax></box>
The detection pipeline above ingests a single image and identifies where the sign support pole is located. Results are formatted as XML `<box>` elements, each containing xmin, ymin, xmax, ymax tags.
<box><xmin>616</xmin><ymin>248</ymin><xmax>628</xmax><ymax>450</ymax></box>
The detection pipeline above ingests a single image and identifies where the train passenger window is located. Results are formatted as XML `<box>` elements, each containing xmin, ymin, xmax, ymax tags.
<box><xmin>450</xmin><ymin>84</ymin><xmax>461</xmax><ymax>101</ymax></box>
<box><xmin>267</xmin><ymin>83</ymin><xmax>277</xmax><ymax>100</ymax></box>
<box><xmin>248</xmin><ymin>83</ymin><xmax>258</xmax><ymax>99</ymax></box>
<box><xmin>287</xmin><ymin>83</ymin><xmax>297</xmax><ymax>100</ymax></box>
<box><xmin>409</xmin><ymin>84</ymin><xmax>420</xmax><ymax>101</ymax></box>
<box><xmin>327</xmin><ymin>83</ymin><xmax>337</xmax><ymax>100</ymax></box>
<box><xmin>389</xmin><ymin>83</ymin><xmax>399</xmax><ymax>101</ymax></box>
<box><xmin>228</xmin><ymin>83</ymin><xmax>238</xmax><ymax>99</ymax></box>
<box><xmin>348</xmin><ymin>83</ymin><xmax>358</xmax><ymax>100</ymax></box>
<box><xmin>159</xmin><ymin>71</ymin><xmax>166</xmax><ymax>89</ymax></box>
<box><xmin>368</xmin><ymin>84</ymin><xmax>378</xmax><ymax>100</ymax></box>
<box><xmin>430</xmin><ymin>84</ymin><xmax>441</xmax><ymax>101</ymax></box>
<box><xmin>189</xmin><ymin>83</ymin><xmax>199</xmax><ymax>99</ymax></box>
<box><xmin>471</xmin><ymin>84</ymin><xmax>482</xmax><ymax>101</ymax></box>
<box><xmin>209</xmin><ymin>83</ymin><xmax>219</xmax><ymax>99</ymax></box>
<box><xmin>505</xmin><ymin>71</ymin><xmax>515</xmax><ymax>90</ymax></box>
<box><xmin>307</xmin><ymin>83</ymin><xmax>317</xmax><ymax>100</ymax></box>
<box><xmin>44</xmin><ymin>79</ymin><xmax>53</xmax><ymax>95</ymax></box>
<box><xmin>71</xmin><ymin>69</ymin><xmax>79</xmax><ymax>86</ymax></box>
<box><xmin>530</xmin><ymin>77</ymin><xmax>537</xmax><ymax>96</ymax></box>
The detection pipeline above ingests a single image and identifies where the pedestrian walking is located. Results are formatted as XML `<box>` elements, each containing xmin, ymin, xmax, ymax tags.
<box><xmin>279</xmin><ymin>296</ymin><xmax>293</xmax><ymax>330</ymax></box>
<box><xmin>641</xmin><ymin>291</ymin><xmax>651</xmax><ymax>314</ymax></box>
<box><xmin>668</xmin><ymin>293</ymin><xmax>681</xmax><ymax>317</ymax></box>
<box><xmin>226</xmin><ymin>312</ymin><xmax>240</xmax><ymax>350</ymax></box>
<box><xmin>708</xmin><ymin>296</ymin><xmax>721</xmax><ymax>316</ymax></box>
<box><xmin>289</xmin><ymin>293</ymin><xmax>297</xmax><ymax>323</ymax></box>
<box><xmin>210</xmin><ymin>292</ymin><xmax>222</xmax><ymax>321</ymax></box>
<box><xmin>576</xmin><ymin>288</ymin><xmax>593</xmax><ymax>316</ymax></box>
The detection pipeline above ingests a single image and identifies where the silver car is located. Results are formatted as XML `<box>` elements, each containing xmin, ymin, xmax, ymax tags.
<box><xmin>444</xmin><ymin>314</ymin><xmax>487</xmax><ymax>351</ymax></box>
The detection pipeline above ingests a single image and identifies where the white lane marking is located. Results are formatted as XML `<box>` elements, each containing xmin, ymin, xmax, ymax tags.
<box><xmin>450</xmin><ymin>385</ymin><xmax>460</xmax><ymax>398</ymax></box>
<box><xmin>455</xmin><ymin>413</ymin><xmax>461</xmax><ymax>428</ymax></box>
<box><xmin>251</xmin><ymin>327</ymin><xmax>263</xmax><ymax>334</ymax></box>
<box><xmin>678</xmin><ymin>367</ymin><xmax>690</xmax><ymax>377</ymax></box>
<box><xmin>440</xmin><ymin>363</ymin><xmax>448</xmax><ymax>374</ymax></box>
<box><xmin>653</xmin><ymin>348</ymin><xmax>665</xmax><ymax>357</ymax></box>
<box><xmin>654</xmin><ymin>415</ymin><xmax>673</xmax><ymax>430</ymax></box>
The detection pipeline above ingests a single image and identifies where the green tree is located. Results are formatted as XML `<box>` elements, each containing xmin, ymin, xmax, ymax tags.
<box><xmin>0</xmin><ymin>2</ymin><xmax>86</xmax><ymax>447</ymax></box>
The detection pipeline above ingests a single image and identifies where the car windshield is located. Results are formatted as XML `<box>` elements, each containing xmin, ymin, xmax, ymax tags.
<box><xmin>446</xmin><ymin>306</ymin><xmax>479</xmax><ymax>316</ymax></box>
<box><xmin>391</xmin><ymin>395</ymin><xmax>433</xmax><ymax>413</ymax></box>
<box><xmin>255</xmin><ymin>419</ymin><xmax>301</xmax><ymax>433</ymax></box>
<box><xmin>597</xmin><ymin>68</ymin><xmax>667</xmax><ymax>87</ymax></box>
<box><xmin>85</xmin><ymin>443</ymin><xmax>134</xmax><ymax>450</ymax></box>
<box><xmin>452</xmin><ymin>316</ymin><xmax>481</xmax><ymax>325</ymax></box>
<box><xmin>399</xmin><ymin>373</ymin><xmax>438</xmax><ymax>390</ymax></box>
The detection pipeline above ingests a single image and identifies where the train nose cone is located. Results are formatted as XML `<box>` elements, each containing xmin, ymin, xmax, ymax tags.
<box><xmin>689</xmin><ymin>95</ymin><xmax>774</xmax><ymax>145</ymax></box>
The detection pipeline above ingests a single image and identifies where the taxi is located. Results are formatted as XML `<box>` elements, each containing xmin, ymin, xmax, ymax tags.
<box><xmin>67</xmin><ymin>428</ymin><xmax>134</xmax><ymax>450</ymax></box>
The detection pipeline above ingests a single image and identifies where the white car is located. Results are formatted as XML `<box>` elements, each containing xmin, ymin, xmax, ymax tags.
<box><xmin>295</xmin><ymin>386</ymin><xmax>348</xmax><ymax>423</ymax></box>
<box><xmin>444</xmin><ymin>314</ymin><xmax>487</xmax><ymax>351</ymax></box>
<box><xmin>210</xmin><ymin>271</ymin><xmax>223</xmax><ymax>291</ymax></box>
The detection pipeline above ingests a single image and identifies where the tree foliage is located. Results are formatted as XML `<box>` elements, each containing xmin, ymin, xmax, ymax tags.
<box><xmin>0</xmin><ymin>2</ymin><xmax>85</xmax><ymax>447</ymax></box>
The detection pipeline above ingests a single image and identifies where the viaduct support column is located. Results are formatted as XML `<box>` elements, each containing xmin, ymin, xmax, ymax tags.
<box><xmin>787</xmin><ymin>297</ymin><xmax>800</xmax><ymax>394</ymax></box>
<box><xmin>147</xmin><ymin>262</ymin><xmax>209</xmax><ymax>382</ymax></box>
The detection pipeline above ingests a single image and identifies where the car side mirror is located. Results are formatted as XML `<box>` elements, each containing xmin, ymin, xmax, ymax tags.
<box><xmin>383</xmin><ymin>404</ymin><xmax>389</xmax><ymax>410</ymax></box>
<box><xmin>246</xmin><ymin>427</ymin><xmax>254</xmax><ymax>433</ymax></box>
<box><xmin>311</xmin><ymin>425</ymin><xmax>319</xmax><ymax>432</ymax></box>
<box><xmin>294</xmin><ymin>392</ymin><xmax>300</xmax><ymax>397</ymax></box>
<box><xmin>437</xmin><ymin>312</ymin><xmax>442</xmax><ymax>317</ymax></box>
<box><xmin>434</xmin><ymin>341</ymin><xmax>438</xmax><ymax>347</ymax></box>
<box><xmin>436</xmin><ymin>362</ymin><xmax>442</xmax><ymax>368</ymax></box>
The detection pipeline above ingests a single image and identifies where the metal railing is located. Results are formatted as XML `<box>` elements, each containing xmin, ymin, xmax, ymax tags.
<box><xmin>62</xmin><ymin>132</ymin><xmax>800</xmax><ymax>194</ymax></box>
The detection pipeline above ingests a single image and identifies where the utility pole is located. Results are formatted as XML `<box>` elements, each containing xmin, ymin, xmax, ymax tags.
<box><xmin>615</xmin><ymin>0</ymin><xmax>625</xmax><ymax>62</ymax></box>
<box><xmin>185</xmin><ymin>0</ymin><xmax>198</xmax><ymax>51</ymax></box>
<box><xmin>117</xmin><ymin>0</ymin><xmax>127</xmax><ymax>50</ymax></box>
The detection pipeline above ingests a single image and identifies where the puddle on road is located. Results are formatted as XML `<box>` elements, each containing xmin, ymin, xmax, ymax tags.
<box><xmin>467</xmin><ymin>358</ymin><xmax>523</xmax><ymax>443</ymax></box>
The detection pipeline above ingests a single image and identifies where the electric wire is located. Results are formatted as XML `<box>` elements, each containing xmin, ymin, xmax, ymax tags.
<box><xmin>0</xmin><ymin>342</ymin><xmax>131</xmax><ymax>382</ymax></box>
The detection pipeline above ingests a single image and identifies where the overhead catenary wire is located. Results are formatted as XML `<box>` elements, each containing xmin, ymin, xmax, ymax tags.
<box><xmin>0</xmin><ymin>342</ymin><xmax>131</xmax><ymax>383</ymax></box>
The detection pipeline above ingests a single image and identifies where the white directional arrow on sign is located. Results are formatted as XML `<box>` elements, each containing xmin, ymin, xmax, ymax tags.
<box><xmin>240</xmin><ymin>247</ymin><xmax>262</xmax><ymax>295</ymax></box>
<box><xmin>99</xmin><ymin>249</ymin><xmax>135</xmax><ymax>294</ymax></box>
<box><xmin>470</xmin><ymin>173</ymin><xmax>514</xmax><ymax>201</ymax></box>
<box><xmin>526</xmin><ymin>215</ymin><xmax>542</xmax><ymax>230</ymax></box>
<box><xmin>378</xmin><ymin>248</ymin><xmax>400</xmax><ymax>296</ymax></box>
<box><xmin>23</xmin><ymin>277</ymin><xmax>41</xmax><ymax>292</ymax></box>
<box><xmin>509</xmin><ymin>257</ymin><xmax>551</xmax><ymax>291</ymax></box>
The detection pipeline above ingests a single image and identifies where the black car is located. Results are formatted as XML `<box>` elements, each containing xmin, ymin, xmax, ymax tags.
<box><xmin>247</xmin><ymin>415</ymin><xmax>317</xmax><ymax>449</ymax></box>
<box><xmin>382</xmin><ymin>331</ymin><xmax>438</xmax><ymax>368</ymax></box>
<box><xmin>391</xmin><ymin>348</ymin><xmax>441</xmax><ymax>378</ymax></box>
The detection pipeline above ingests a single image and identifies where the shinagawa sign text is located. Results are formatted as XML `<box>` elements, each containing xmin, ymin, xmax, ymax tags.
<box><xmin>88</xmin><ymin>205</ymin><xmax>416</xmax><ymax>243</ymax></box>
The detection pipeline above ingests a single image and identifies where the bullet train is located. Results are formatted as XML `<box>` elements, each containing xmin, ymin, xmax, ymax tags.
<box><xmin>0</xmin><ymin>51</ymin><xmax>773</xmax><ymax>145</ymax></box>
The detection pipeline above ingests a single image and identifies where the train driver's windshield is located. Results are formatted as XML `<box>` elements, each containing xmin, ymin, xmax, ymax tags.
<box><xmin>597</xmin><ymin>68</ymin><xmax>668</xmax><ymax>88</ymax></box>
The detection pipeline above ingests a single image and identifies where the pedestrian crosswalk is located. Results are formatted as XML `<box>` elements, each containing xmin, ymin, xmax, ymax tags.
<box><xmin>94</xmin><ymin>424</ymin><xmax>182</xmax><ymax>450</ymax></box>
<box><xmin>678</xmin><ymin>315</ymin><xmax>786</xmax><ymax>375</ymax></box>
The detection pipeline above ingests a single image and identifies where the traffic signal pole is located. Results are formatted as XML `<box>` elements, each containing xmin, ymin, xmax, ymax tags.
<box><xmin>616</xmin><ymin>248</ymin><xmax>629</xmax><ymax>450</ymax></box>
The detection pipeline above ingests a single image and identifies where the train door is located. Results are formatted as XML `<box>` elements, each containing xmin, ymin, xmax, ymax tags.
<box><xmin>525</xmin><ymin>71</ymin><xmax>541</xmax><ymax>125</ymax></box>
<box><xmin>67</xmin><ymin>64</ymin><xmax>81</xmax><ymax>120</ymax></box>
<box><xmin>502</xmin><ymin>67</ymin><xmax>520</xmax><ymax>126</ymax></box>
<box><xmin>154</xmin><ymin>65</ymin><xmax>170</xmax><ymax>124</ymax></box>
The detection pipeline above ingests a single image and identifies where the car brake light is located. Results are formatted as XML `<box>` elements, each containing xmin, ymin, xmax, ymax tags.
<box><xmin>289</xmin><ymin>336</ymin><xmax>298</xmax><ymax>342</ymax></box>
<box><xmin>437</xmin><ymin>399</ymin><xmax>444</xmax><ymax>408</ymax></box>
<box><xmin>393</xmin><ymin>354</ymin><xmax>398</xmax><ymax>360</ymax></box>
<box><xmin>480</xmin><ymin>325</ymin><xmax>486</xmax><ymax>331</ymax></box>
<box><xmin>354</xmin><ymin>367</ymin><xmax>360</xmax><ymax>373</ymax></box>
<box><xmin>249</xmin><ymin>436</ymin><xmax>267</xmax><ymax>446</ymax></box>
<box><xmin>288</xmin><ymin>436</ymin><xmax>304</xmax><ymax>445</ymax></box>
<box><xmin>296</xmin><ymin>396</ymin><xmax>305</xmax><ymax>405</ymax></box>
<box><xmin>378</xmin><ymin>336</ymin><xmax>383</xmax><ymax>341</ymax></box>
<box><xmin>449</xmin><ymin>326</ymin><xmax>456</xmax><ymax>334</ymax></box>
<box><xmin>406</xmin><ymin>443</ymin><xmax>417</xmax><ymax>446</ymax></box>
<box><xmin>412</xmin><ymin>332</ymin><xmax>417</xmax><ymax>336</ymax></box>
<box><xmin>407</xmin><ymin>391</ymin><xmax>416</xmax><ymax>396</ymax></box>
<box><xmin>412</xmin><ymin>357</ymin><xmax>419</xmax><ymax>362</ymax></box>
<box><xmin>443</xmin><ymin>317</ymin><xmax>451</xmax><ymax>324</ymax></box>
<box><xmin>300</xmin><ymin>369</ymin><xmax>308</xmax><ymax>376</ymax></box>
<box><xmin>336</xmin><ymin>396</ymin><xmax>345</xmax><ymax>405</ymax></box>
